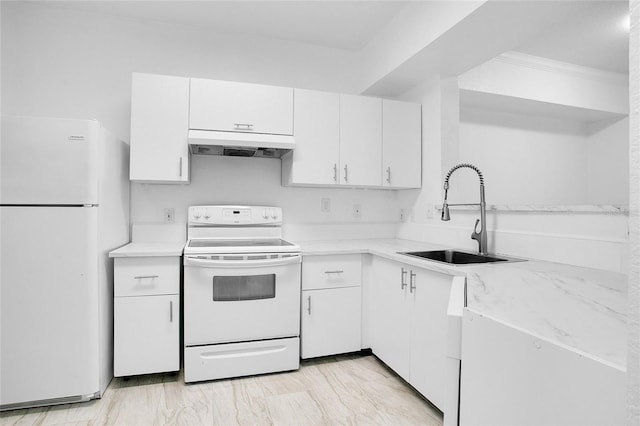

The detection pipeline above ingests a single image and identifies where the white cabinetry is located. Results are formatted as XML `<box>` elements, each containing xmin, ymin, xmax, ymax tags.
<box><xmin>459</xmin><ymin>309</ymin><xmax>626</xmax><ymax>425</ymax></box>
<box><xmin>113</xmin><ymin>257</ymin><xmax>180</xmax><ymax>377</ymax></box>
<box><xmin>283</xmin><ymin>90</ymin><xmax>421</xmax><ymax>189</ymax></box>
<box><xmin>370</xmin><ymin>257</ymin><xmax>451</xmax><ymax>409</ymax></box>
<box><xmin>301</xmin><ymin>254</ymin><xmax>362</xmax><ymax>358</ymax></box>
<box><xmin>369</xmin><ymin>258</ymin><xmax>413</xmax><ymax>379</ymax></box>
<box><xmin>282</xmin><ymin>89</ymin><xmax>340</xmax><ymax>186</ymax></box>
<box><xmin>130</xmin><ymin>73</ymin><xmax>190</xmax><ymax>183</ymax></box>
<box><xmin>339</xmin><ymin>95</ymin><xmax>382</xmax><ymax>186</ymax></box>
<box><xmin>382</xmin><ymin>99</ymin><xmax>422</xmax><ymax>188</ymax></box>
<box><xmin>189</xmin><ymin>78</ymin><xmax>293</xmax><ymax>135</ymax></box>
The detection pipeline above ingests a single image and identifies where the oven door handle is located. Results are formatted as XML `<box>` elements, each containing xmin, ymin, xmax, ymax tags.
<box><xmin>184</xmin><ymin>254</ymin><xmax>301</xmax><ymax>268</ymax></box>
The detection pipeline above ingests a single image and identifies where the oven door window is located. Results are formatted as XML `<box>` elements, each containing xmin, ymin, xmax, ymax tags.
<box><xmin>212</xmin><ymin>274</ymin><xmax>276</xmax><ymax>301</ymax></box>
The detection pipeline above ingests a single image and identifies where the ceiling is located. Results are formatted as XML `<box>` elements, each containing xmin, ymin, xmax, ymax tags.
<box><xmin>515</xmin><ymin>0</ymin><xmax>629</xmax><ymax>74</ymax></box>
<box><xmin>39</xmin><ymin>0</ymin><xmax>408</xmax><ymax>51</ymax></box>
<box><xmin>38</xmin><ymin>0</ymin><xmax>629</xmax><ymax>74</ymax></box>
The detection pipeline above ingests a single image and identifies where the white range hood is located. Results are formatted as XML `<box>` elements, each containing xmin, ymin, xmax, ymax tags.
<box><xmin>188</xmin><ymin>130</ymin><xmax>295</xmax><ymax>158</ymax></box>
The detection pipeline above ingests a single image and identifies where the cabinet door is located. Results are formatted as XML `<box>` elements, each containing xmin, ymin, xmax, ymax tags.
<box><xmin>130</xmin><ymin>73</ymin><xmax>189</xmax><ymax>183</ymax></box>
<box><xmin>369</xmin><ymin>257</ymin><xmax>412</xmax><ymax>380</ymax></box>
<box><xmin>382</xmin><ymin>100</ymin><xmax>422</xmax><ymax>188</ymax></box>
<box><xmin>283</xmin><ymin>89</ymin><xmax>340</xmax><ymax>186</ymax></box>
<box><xmin>460</xmin><ymin>310</ymin><xmax>626</xmax><ymax>426</ymax></box>
<box><xmin>339</xmin><ymin>95</ymin><xmax>382</xmax><ymax>186</ymax></box>
<box><xmin>409</xmin><ymin>268</ymin><xmax>452</xmax><ymax>410</ymax></box>
<box><xmin>114</xmin><ymin>294</ymin><xmax>179</xmax><ymax>376</ymax></box>
<box><xmin>190</xmin><ymin>78</ymin><xmax>293</xmax><ymax>135</ymax></box>
<box><xmin>301</xmin><ymin>287</ymin><xmax>361</xmax><ymax>359</ymax></box>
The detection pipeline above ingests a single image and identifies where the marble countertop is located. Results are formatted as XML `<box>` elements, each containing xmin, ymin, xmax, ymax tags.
<box><xmin>109</xmin><ymin>242</ymin><xmax>185</xmax><ymax>258</ymax></box>
<box><xmin>298</xmin><ymin>238</ymin><xmax>627</xmax><ymax>370</ymax></box>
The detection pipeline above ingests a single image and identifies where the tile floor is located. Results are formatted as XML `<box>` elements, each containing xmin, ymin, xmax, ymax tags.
<box><xmin>0</xmin><ymin>354</ymin><xmax>443</xmax><ymax>425</ymax></box>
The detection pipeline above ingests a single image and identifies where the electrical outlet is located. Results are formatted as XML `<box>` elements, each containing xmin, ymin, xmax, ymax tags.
<box><xmin>164</xmin><ymin>208</ymin><xmax>175</xmax><ymax>223</ymax></box>
<box><xmin>321</xmin><ymin>198</ymin><xmax>331</xmax><ymax>213</ymax></box>
<box><xmin>400</xmin><ymin>209</ymin><xmax>406</xmax><ymax>222</ymax></box>
<box><xmin>353</xmin><ymin>204</ymin><xmax>362</xmax><ymax>218</ymax></box>
<box><xmin>426</xmin><ymin>206</ymin><xmax>434</xmax><ymax>219</ymax></box>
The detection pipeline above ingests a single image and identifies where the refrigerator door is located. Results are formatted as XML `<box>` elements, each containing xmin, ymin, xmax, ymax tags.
<box><xmin>1</xmin><ymin>116</ymin><xmax>99</xmax><ymax>205</ymax></box>
<box><xmin>0</xmin><ymin>206</ymin><xmax>99</xmax><ymax>408</ymax></box>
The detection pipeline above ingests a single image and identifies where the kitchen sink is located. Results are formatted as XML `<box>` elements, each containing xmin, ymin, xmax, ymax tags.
<box><xmin>400</xmin><ymin>249</ymin><xmax>515</xmax><ymax>265</ymax></box>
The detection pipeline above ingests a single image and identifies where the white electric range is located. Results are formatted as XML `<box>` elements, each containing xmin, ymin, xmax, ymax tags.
<box><xmin>182</xmin><ymin>205</ymin><xmax>301</xmax><ymax>383</ymax></box>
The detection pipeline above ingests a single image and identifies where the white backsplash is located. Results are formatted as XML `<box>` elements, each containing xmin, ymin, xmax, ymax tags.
<box><xmin>131</xmin><ymin>155</ymin><xmax>399</xmax><ymax>242</ymax></box>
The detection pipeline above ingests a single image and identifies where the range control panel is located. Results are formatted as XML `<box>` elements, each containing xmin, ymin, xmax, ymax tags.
<box><xmin>188</xmin><ymin>205</ymin><xmax>282</xmax><ymax>226</ymax></box>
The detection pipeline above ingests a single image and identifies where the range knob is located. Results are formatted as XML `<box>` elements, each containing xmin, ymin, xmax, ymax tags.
<box><xmin>271</xmin><ymin>209</ymin><xmax>278</xmax><ymax>220</ymax></box>
<box><xmin>193</xmin><ymin>210</ymin><xmax>201</xmax><ymax>219</ymax></box>
<box><xmin>262</xmin><ymin>209</ymin><xmax>269</xmax><ymax>220</ymax></box>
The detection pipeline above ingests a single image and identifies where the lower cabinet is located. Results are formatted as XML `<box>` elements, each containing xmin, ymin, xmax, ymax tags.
<box><xmin>113</xmin><ymin>256</ymin><xmax>180</xmax><ymax>377</ymax></box>
<box><xmin>114</xmin><ymin>295</ymin><xmax>180</xmax><ymax>376</ymax></box>
<box><xmin>301</xmin><ymin>287</ymin><xmax>361</xmax><ymax>358</ymax></box>
<box><xmin>370</xmin><ymin>256</ymin><xmax>452</xmax><ymax>410</ymax></box>
<box><xmin>301</xmin><ymin>254</ymin><xmax>362</xmax><ymax>359</ymax></box>
<box><xmin>369</xmin><ymin>258</ymin><xmax>412</xmax><ymax>379</ymax></box>
<box><xmin>459</xmin><ymin>309</ymin><xmax>626</xmax><ymax>425</ymax></box>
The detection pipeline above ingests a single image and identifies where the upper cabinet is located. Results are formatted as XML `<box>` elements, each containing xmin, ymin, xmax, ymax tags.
<box><xmin>129</xmin><ymin>73</ymin><xmax>421</xmax><ymax>189</ymax></box>
<box><xmin>339</xmin><ymin>95</ymin><xmax>382</xmax><ymax>187</ymax></box>
<box><xmin>282</xmin><ymin>90</ymin><xmax>421</xmax><ymax>189</ymax></box>
<box><xmin>189</xmin><ymin>78</ymin><xmax>293</xmax><ymax>136</ymax></box>
<box><xmin>282</xmin><ymin>89</ymin><xmax>340</xmax><ymax>186</ymax></box>
<box><xmin>130</xmin><ymin>73</ymin><xmax>190</xmax><ymax>183</ymax></box>
<box><xmin>382</xmin><ymin>100</ymin><xmax>422</xmax><ymax>189</ymax></box>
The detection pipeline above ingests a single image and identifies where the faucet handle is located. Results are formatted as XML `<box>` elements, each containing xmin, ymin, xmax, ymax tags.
<box><xmin>471</xmin><ymin>219</ymin><xmax>481</xmax><ymax>238</ymax></box>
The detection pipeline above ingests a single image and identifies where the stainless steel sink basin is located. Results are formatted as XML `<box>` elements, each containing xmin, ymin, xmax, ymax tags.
<box><xmin>400</xmin><ymin>249</ymin><xmax>514</xmax><ymax>265</ymax></box>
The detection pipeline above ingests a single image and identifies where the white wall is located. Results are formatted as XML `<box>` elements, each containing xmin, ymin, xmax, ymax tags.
<box><xmin>395</xmin><ymin>77</ymin><xmax>629</xmax><ymax>273</ymax></box>
<box><xmin>587</xmin><ymin>117</ymin><xmax>630</xmax><ymax>204</ymax></box>
<box><xmin>1</xmin><ymin>2</ymin><xmax>363</xmax><ymax>141</ymax></box>
<box><xmin>458</xmin><ymin>108</ymin><xmax>589</xmax><ymax>205</ymax></box>
<box><xmin>457</xmin><ymin>109</ymin><xmax>629</xmax><ymax>206</ymax></box>
<box><xmin>133</xmin><ymin>155</ymin><xmax>399</xmax><ymax>241</ymax></box>
<box><xmin>1</xmin><ymin>2</ymin><xmax>398</xmax><ymax>241</ymax></box>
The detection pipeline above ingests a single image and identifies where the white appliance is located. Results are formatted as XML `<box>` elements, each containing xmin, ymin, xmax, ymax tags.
<box><xmin>0</xmin><ymin>116</ymin><xmax>130</xmax><ymax>410</ymax></box>
<box><xmin>183</xmin><ymin>205</ymin><xmax>301</xmax><ymax>383</ymax></box>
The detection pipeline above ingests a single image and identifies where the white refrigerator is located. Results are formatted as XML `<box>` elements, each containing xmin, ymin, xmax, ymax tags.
<box><xmin>0</xmin><ymin>116</ymin><xmax>130</xmax><ymax>410</ymax></box>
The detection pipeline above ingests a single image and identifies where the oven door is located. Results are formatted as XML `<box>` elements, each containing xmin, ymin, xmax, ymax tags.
<box><xmin>183</xmin><ymin>253</ymin><xmax>301</xmax><ymax>346</ymax></box>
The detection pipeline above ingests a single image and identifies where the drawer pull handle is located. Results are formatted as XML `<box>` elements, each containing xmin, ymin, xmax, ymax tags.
<box><xmin>169</xmin><ymin>301</ymin><xmax>173</xmax><ymax>322</ymax></box>
<box><xmin>307</xmin><ymin>296</ymin><xmax>311</xmax><ymax>315</ymax></box>
<box><xmin>410</xmin><ymin>271</ymin><xmax>417</xmax><ymax>293</ymax></box>
<box><xmin>234</xmin><ymin>123</ymin><xmax>254</xmax><ymax>130</ymax></box>
<box><xmin>133</xmin><ymin>275</ymin><xmax>159</xmax><ymax>280</ymax></box>
<box><xmin>401</xmin><ymin>268</ymin><xmax>407</xmax><ymax>290</ymax></box>
<box><xmin>324</xmin><ymin>270</ymin><xmax>344</xmax><ymax>274</ymax></box>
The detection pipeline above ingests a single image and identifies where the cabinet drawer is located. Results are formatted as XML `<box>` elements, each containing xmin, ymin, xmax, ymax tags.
<box><xmin>189</xmin><ymin>78</ymin><xmax>293</xmax><ymax>135</ymax></box>
<box><xmin>114</xmin><ymin>257</ymin><xmax>179</xmax><ymax>297</ymax></box>
<box><xmin>302</xmin><ymin>254</ymin><xmax>361</xmax><ymax>290</ymax></box>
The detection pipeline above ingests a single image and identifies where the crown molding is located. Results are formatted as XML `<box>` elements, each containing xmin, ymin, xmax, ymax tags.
<box><xmin>496</xmin><ymin>51</ymin><xmax>629</xmax><ymax>86</ymax></box>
